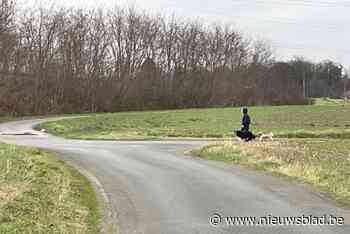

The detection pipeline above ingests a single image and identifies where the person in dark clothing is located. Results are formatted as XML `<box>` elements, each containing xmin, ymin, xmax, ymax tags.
<box><xmin>242</xmin><ymin>107</ymin><xmax>251</xmax><ymax>131</ymax></box>
<box><xmin>235</xmin><ymin>107</ymin><xmax>256</xmax><ymax>142</ymax></box>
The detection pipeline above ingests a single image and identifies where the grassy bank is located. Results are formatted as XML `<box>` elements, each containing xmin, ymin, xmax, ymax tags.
<box><xmin>193</xmin><ymin>139</ymin><xmax>350</xmax><ymax>206</ymax></box>
<box><xmin>0</xmin><ymin>144</ymin><xmax>99</xmax><ymax>233</ymax></box>
<box><xmin>0</xmin><ymin>117</ymin><xmax>15</xmax><ymax>124</ymax></box>
<box><xmin>40</xmin><ymin>102</ymin><xmax>350</xmax><ymax>140</ymax></box>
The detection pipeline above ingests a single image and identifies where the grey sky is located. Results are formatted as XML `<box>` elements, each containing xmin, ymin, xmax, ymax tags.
<box><xmin>22</xmin><ymin>0</ymin><xmax>350</xmax><ymax>67</ymax></box>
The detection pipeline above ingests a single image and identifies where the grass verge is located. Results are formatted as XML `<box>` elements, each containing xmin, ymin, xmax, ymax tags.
<box><xmin>0</xmin><ymin>144</ymin><xmax>100</xmax><ymax>233</ymax></box>
<box><xmin>39</xmin><ymin>103</ymin><xmax>350</xmax><ymax>140</ymax></box>
<box><xmin>0</xmin><ymin>117</ymin><xmax>16</xmax><ymax>124</ymax></box>
<box><xmin>192</xmin><ymin>139</ymin><xmax>350</xmax><ymax>206</ymax></box>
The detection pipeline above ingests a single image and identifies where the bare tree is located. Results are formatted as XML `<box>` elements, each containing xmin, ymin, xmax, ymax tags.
<box><xmin>0</xmin><ymin>0</ymin><xmax>16</xmax><ymax>72</ymax></box>
<box><xmin>0</xmin><ymin>3</ymin><xmax>315</xmax><ymax>116</ymax></box>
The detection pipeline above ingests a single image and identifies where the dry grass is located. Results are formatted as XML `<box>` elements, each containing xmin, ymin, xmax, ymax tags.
<box><xmin>0</xmin><ymin>144</ymin><xmax>99</xmax><ymax>234</ymax></box>
<box><xmin>0</xmin><ymin>183</ymin><xmax>29</xmax><ymax>208</ymax></box>
<box><xmin>194</xmin><ymin>139</ymin><xmax>350</xmax><ymax>206</ymax></box>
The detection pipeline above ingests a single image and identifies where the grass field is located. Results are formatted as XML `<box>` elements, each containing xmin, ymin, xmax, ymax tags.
<box><xmin>40</xmin><ymin>100</ymin><xmax>350</xmax><ymax>140</ymax></box>
<box><xmin>193</xmin><ymin>139</ymin><xmax>350</xmax><ymax>206</ymax></box>
<box><xmin>0</xmin><ymin>144</ymin><xmax>100</xmax><ymax>233</ymax></box>
<box><xmin>0</xmin><ymin>117</ymin><xmax>15</xmax><ymax>124</ymax></box>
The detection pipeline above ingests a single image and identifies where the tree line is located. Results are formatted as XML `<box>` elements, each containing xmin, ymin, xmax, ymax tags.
<box><xmin>0</xmin><ymin>0</ymin><xmax>348</xmax><ymax>116</ymax></box>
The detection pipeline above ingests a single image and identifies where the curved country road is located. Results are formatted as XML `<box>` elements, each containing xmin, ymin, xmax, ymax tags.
<box><xmin>0</xmin><ymin>119</ymin><xmax>350</xmax><ymax>234</ymax></box>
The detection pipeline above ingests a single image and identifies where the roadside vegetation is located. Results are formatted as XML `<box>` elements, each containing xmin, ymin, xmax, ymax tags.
<box><xmin>193</xmin><ymin>139</ymin><xmax>350</xmax><ymax>206</ymax></box>
<box><xmin>0</xmin><ymin>144</ymin><xmax>99</xmax><ymax>233</ymax></box>
<box><xmin>0</xmin><ymin>117</ymin><xmax>15</xmax><ymax>124</ymax></box>
<box><xmin>41</xmin><ymin>100</ymin><xmax>350</xmax><ymax>140</ymax></box>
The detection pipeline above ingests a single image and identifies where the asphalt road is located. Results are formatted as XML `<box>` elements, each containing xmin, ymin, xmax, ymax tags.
<box><xmin>1</xmin><ymin>119</ymin><xmax>350</xmax><ymax>234</ymax></box>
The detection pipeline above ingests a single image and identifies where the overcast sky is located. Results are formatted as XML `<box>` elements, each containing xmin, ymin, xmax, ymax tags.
<box><xmin>21</xmin><ymin>0</ymin><xmax>350</xmax><ymax>68</ymax></box>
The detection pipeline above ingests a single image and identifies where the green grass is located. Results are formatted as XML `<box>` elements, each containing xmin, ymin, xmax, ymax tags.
<box><xmin>40</xmin><ymin>101</ymin><xmax>350</xmax><ymax>140</ymax></box>
<box><xmin>193</xmin><ymin>139</ymin><xmax>350</xmax><ymax>206</ymax></box>
<box><xmin>0</xmin><ymin>117</ymin><xmax>16</xmax><ymax>124</ymax></box>
<box><xmin>312</xmin><ymin>97</ymin><xmax>349</xmax><ymax>106</ymax></box>
<box><xmin>0</xmin><ymin>144</ymin><xmax>100</xmax><ymax>233</ymax></box>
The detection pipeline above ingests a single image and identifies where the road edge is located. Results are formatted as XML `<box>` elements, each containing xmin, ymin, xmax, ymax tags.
<box><xmin>60</xmin><ymin>159</ymin><xmax>119</xmax><ymax>234</ymax></box>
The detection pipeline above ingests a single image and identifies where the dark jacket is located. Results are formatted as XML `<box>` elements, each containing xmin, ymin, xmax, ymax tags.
<box><xmin>242</xmin><ymin>114</ymin><xmax>251</xmax><ymax>131</ymax></box>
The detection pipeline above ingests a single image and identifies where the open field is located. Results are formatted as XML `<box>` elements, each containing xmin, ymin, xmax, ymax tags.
<box><xmin>40</xmin><ymin>100</ymin><xmax>350</xmax><ymax>140</ymax></box>
<box><xmin>193</xmin><ymin>139</ymin><xmax>350</xmax><ymax>206</ymax></box>
<box><xmin>0</xmin><ymin>144</ymin><xmax>99</xmax><ymax>233</ymax></box>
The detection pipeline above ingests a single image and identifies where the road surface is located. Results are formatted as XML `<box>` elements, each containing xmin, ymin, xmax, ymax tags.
<box><xmin>0</xmin><ymin>119</ymin><xmax>350</xmax><ymax>234</ymax></box>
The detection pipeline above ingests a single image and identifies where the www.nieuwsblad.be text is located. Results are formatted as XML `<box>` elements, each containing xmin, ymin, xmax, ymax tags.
<box><xmin>209</xmin><ymin>213</ymin><xmax>345</xmax><ymax>227</ymax></box>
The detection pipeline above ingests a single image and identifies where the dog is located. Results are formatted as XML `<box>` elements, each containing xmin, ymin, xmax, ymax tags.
<box><xmin>234</xmin><ymin>130</ymin><xmax>256</xmax><ymax>142</ymax></box>
<box><xmin>258</xmin><ymin>132</ymin><xmax>274</xmax><ymax>141</ymax></box>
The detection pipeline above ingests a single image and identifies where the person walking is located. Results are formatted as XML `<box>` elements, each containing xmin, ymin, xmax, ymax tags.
<box><xmin>241</xmin><ymin>107</ymin><xmax>251</xmax><ymax>132</ymax></box>
<box><xmin>236</xmin><ymin>107</ymin><xmax>255</xmax><ymax>142</ymax></box>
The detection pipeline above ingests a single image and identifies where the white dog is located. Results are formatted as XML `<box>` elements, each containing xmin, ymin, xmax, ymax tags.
<box><xmin>258</xmin><ymin>132</ymin><xmax>274</xmax><ymax>141</ymax></box>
